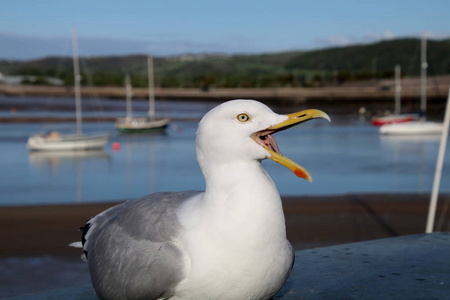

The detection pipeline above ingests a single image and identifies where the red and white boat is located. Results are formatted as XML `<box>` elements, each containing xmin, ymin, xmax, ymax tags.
<box><xmin>372</xmin><ymin>64</ymin><xmax>419</xmax><ymax>126</ymax></box>
<box><xmin>372</xmin><ymin>113</ymin><xmax>419</xmax><ymax>126</ymax></box>
<box><xmin>380</xmin><ymin>35</ymin><xmax>445</xmax><ymax>136</ymax></box>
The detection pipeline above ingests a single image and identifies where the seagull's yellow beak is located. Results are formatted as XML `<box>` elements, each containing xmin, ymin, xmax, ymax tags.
<box><xmin>251</xmin><ymin>109</ymin><xmax>330</xmax><ymax>182</ymax></box>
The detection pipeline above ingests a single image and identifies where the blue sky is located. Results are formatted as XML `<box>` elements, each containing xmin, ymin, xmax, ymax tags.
<box><xmin>1</xmin><ymin>0</ymin><xmax>449</xmax><ymax>60</ymax></box>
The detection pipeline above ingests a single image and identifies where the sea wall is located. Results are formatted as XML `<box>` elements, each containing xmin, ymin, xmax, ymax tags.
<box><xmin>1</xmin><ymin>76</ymin><xmax>449</xmax><ymax>118</ymax></box>
<box><xmin>1</xmin><ymin>75</ymin><xmax>450</xmax><ymax>104</ymax></box>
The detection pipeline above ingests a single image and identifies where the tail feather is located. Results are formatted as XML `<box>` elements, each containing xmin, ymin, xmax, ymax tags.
<box><xmin>69</xmin><ymin>241</ymin><xmax>83</xmax><ymax>248</ymax></box>
<box><xmin>68</xmin><ymin>217</ymin><xmax>93</xmax><ymax>262</ymax></box>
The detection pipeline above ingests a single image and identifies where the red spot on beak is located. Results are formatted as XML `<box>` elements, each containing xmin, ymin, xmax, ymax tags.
<box><xmin>294</xmin><ymin>169</ymin><xmax>306</xmax><ymax>178</ymax></box>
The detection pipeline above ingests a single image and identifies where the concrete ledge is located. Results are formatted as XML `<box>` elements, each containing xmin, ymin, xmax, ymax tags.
<box><xmin>276</xmin><ymin>232</ymin><xmax>450</xmax><ymax>299</ymax></box>
<box><xmin>8</xmin><ymin>232</ymin><xmax>450</xmax><ymax>299</ymax></box>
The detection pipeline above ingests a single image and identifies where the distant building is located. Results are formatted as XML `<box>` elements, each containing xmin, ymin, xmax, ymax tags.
<box><xmin>0</xmin><ymin>72</ymin><xmax>23</xmax><ymax>85</ymax></box>
<box><xmin>165</xmin><ymin>53</ymin><xmax>229</xmax><ymax>62</ymax></box>
<box><xmin>0</xmin><ymin>72</ymin><xmax>63</xmax><ymax>86</ymax></box>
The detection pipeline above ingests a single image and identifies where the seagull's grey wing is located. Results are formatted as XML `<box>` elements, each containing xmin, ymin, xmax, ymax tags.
<box><xmin>83</xmin><ymin>191</ymin><xmax>202</xmax><ymax>300</ymax></box>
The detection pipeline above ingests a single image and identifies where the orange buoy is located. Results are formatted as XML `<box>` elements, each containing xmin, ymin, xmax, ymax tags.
<box><xmin>112</xmin><ymin>142</ymin><xmax>121</xmax><ymax>151</ymax></box>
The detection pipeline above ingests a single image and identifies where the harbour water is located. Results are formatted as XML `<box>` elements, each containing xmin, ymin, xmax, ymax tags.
<box><xmin>1</xmin><ymin>95</ymin><xmax>450</xmax><ymax>299</ymax></box>
<box><xmin>1</xmin><ymin>95</ymin><xmax>449</xmax><ymax>206</ymax></box>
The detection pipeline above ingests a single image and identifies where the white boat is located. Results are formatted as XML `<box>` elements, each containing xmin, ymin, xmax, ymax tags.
<box><xmin>380</xmin><ymin>35</ymin><xmax>443</xmax><ymax>136</ymax></box>
<box><xmin>27</xmin><ymin>131</ymin><xmax>110</xmax><ymax>151</ymax></box>
<box><xmin>116</xmin><ymin>116</ymin><xmax>170</xmax><ymax>132</ymax></box>
<box><xmin>116</xmin><ymin>56</ymin><xmax>170</xmax><ymax>133</ymax></box>
<box><xmin>379</xmin><ymin>121</ymin><xmax>443</xmax><ymax>136</ymax></box>
<box><xmin>27</xmin><ymin>28</ymin><xmax>109</xmax><ymax>151</ymax></box>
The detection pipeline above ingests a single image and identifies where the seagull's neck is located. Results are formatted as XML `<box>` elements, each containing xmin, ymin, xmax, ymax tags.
<box><xmin>176</xmin><ymin>159</ymin><xmax>292</xmax><ymax>299</ymax></box>
<box><xmin>203</xmin><ymin>160</ymin><xmax>277</xmax><ymax>198</ymax></box>
<box><xmin>200</xmin><ymin>160</ymin><xmax>286</xmax><ymax>236</ymax></box>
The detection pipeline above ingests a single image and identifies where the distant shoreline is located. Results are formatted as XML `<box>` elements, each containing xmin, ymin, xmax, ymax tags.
<box><xmin>2</xmin><ymin>76</ymin><xmax>450</xmax><ymax>121</ymax></box>
<box><xmin>0</xmin><ymin>115</ymin><xmax>201</xmax><ymax>123</ymax></box>
<box><xmin>1</xmin><ymin>75</ymin><xmax>450</xmax><ymax>105</ymax></box>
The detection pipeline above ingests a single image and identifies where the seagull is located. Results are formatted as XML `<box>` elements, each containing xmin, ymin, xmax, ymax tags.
<box><xmin>79</xmin><ymin>99</ymin><xmax>329</xmax><ymax>300</ymax></box>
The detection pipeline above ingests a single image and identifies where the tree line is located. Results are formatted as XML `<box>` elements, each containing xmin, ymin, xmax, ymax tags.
<box><xmin>2</xmin><ymin>38</ymin><xmax>449</xmax><ymax>89</ymax></box>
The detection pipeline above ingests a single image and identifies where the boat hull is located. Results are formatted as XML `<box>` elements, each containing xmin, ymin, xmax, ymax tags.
<box><xmin>380</xmin><ymin>121</ymin><xmax>444</xmax><ymax>136</ymax></box>
<box><xmin>372</xmin><ymin>114</ymin><xmax>419</xmax><ymax>126</ymax></box>
<box><xmin>116</xmin><ymin>117</ymin><xmax>170</xmax><ymax>133</ymax></box>
<box><xmin>27</xmin><ymin>133</ymin><xmax>110</xmax><ymax>151</ymax></box>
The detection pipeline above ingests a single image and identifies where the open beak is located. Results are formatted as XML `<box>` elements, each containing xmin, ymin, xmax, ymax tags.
<box><xmin>251</xmin><ymin>109</ymin><xmax>330</xmax><ymax>182</ymax></box>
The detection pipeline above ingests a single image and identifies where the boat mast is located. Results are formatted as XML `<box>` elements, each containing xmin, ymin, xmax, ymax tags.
<box><xmin>125</xmin><ymin>74</ymin><xmax>133</xmax><ymax>120</ymax></box>
<box><xmin>148</xmin><ymin>56</ymin><xmax>155</xmax><ymax>120</ymax></box>
<box><xmin>426</xmin><ymin>86</ymin><xmax>450</xmax><ymax>233</ymax></box>
<box><xmin>72</xmin><ymin>27</ymin><xmax>82</xmax><ymax>135</ymax></box>
<box><xmin>420</xmin><ymin>34</ymin><xmax>428</xmax><ymax>118</ymax></box>
<box><xmin>394</xmin><ymin>64</ymin><xmax>401</xmax><ymax>115</ymax></box>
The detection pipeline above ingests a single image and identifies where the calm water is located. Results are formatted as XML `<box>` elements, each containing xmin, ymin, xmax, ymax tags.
<box><xmin>1</xmin><ymin>95</ymin><xmax>449</xmax><ymax>206</ymax></box>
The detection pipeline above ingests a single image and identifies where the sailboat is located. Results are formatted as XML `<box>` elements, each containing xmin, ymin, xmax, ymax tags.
<box><xmin>372</xmin><ymin>65</ymin><xmax>419</xmax><ymax>126</ymax></box>
<box><xmin>27</xmin><ymin>28</ymin><xmax>110</xmax><ymax>151</ymax></box>
<box><xmin>380</xmin><ymin>35</ymin><xmax>444</xmax><ymax>136</ymax></box>
<box><xmin>116</xmin><ymin>56</ymin><xmax>170</xmax><ymax>133</ymax></box>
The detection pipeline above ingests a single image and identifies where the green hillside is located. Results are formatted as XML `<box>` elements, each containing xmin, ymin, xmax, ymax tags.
<box><xmin>285</xmin><ymin>38</ymin><xmax>450</xmax><ymax>80</ymax></box>
<box><xmin>1</xmin><ymin>38</ymin><xmax>449</xmax><ymax>88</ymax></box>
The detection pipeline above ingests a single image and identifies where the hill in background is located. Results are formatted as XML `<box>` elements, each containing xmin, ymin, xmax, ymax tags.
<box><xmin>1</xmin><ymin>38</ymin><xmax>449</xmax><ymax>89</ymax></box>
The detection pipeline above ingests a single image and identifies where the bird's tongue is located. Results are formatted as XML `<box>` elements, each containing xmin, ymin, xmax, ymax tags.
<box><xmin>263</xmin><ymin>135</ymin><xmax>281</xmax><ymax>154</ymax></box>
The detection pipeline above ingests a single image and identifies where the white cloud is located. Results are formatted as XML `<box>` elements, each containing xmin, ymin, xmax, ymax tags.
<box><xmin>314</xmin><ymin>30</ymin><xmax>450</xmax><ymax>49</ymax></box>
<box><xmin>314</xmin><ymin>30</ymin><xmax>398</xmax><ymax>48</ymax></box>
<box><xmin>382</xmin><ymin>30</ymin><xmax>396</xmax><ymax>40</ymax></box>
<box><xmin>421</xmin><ymin>30</ymin><xmax>450</xmax><ymax>39</ymax></box>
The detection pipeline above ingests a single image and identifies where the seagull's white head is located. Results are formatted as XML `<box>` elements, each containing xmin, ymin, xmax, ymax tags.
<box><xmin>196</xmin><ymin>99</ymin><xmax>330</xmax><ymax>182</ymax></box>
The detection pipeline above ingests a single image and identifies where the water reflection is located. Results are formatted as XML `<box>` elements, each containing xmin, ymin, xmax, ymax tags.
<box><xmin>28</xmin><ymin>150</ymin><xmax>111</xmax><ymax>203</ymax></box>
<box><xmin>28</xmin><ymin>149</ymin><xmax>110</xmax><ymax>169</ymax></box>
<box><xmin>2</xmin><ymin>114</ymin><xmax>447</xmax><ymax>205</ymax></box>
<box><xmin>380</xmin><ymin>134</ymin><xmax>441</xmax><ymax>143</ymax></box>
<box><xmin>379</xmin><ymin>134</ymin><xmax>441</xmax><ymax>194</ymax></box>
<box><xmin>115</xmin><ymin>127</ymin><xmax>192</xmax><ymax>201</ymax></box>
<box><xmin>123</xmin><ymin>135</ymin><xmax>159</xmax><ymax>195</ymax></box>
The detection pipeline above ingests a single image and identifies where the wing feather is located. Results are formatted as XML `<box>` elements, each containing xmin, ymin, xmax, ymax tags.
<box><xmin>83</xmin><ymin>191</ymin><xmax>201</xmax><ymax>300</ymax></box>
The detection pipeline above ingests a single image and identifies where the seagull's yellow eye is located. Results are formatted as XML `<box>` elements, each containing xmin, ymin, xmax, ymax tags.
<box><xmin>237</xmin><ymin>113</ymin><xmax>250</xmax><ymax>122</ymax></box>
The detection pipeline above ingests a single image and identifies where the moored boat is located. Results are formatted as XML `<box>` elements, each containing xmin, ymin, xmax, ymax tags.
<box><xmin>379</xmin><ymin>121</ymin><xmax>443</xmax><ymax>136</ymax></box>
<box><xmin>372</xmin><ymin>65</ymin><xmax>419</xmax><ymax>126</ymax></box>
<box><xmin>372</xmin><ymin>113</ymin><xmax>418</xmax><ymax>126</ymax></box>
<box><xmin>27</xmin><ymin>132</ymin><xmax>110</xmax><ymax>151</ymax></box>
<box><xmin>380</xmin><ymin>35</ymin><xmax>444</xmax><ymax>136</ymax></box>
<box><xmin>27</xmin><ymin>28</ymin><xmax>109</xmax><ymax>151</ymax></box>
<box><xmin>116</xmin><ymin>56</ymin><xmax>170</xmax><ymax>133</ymax></box>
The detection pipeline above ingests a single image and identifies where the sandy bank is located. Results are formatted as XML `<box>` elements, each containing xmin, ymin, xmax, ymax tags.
<box><xmin>1</xmin><ymin>193</ymin><xmax>449</xmax><ymax>257</ymax></box>
<box><xmin>2</xmin><ymin>77</ymin><xmax>450</xmax><ymax>105</ymax></box>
